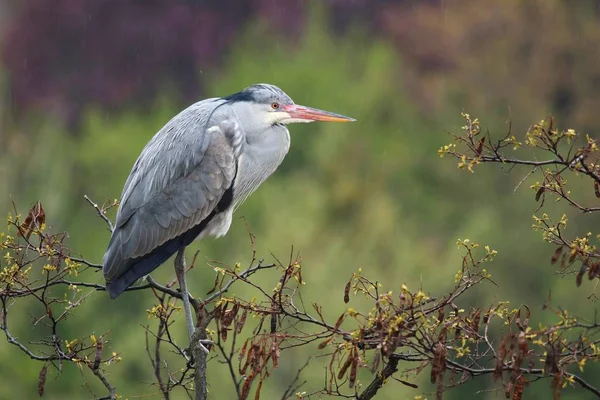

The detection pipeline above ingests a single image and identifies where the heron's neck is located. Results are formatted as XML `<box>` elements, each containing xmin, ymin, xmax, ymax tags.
<box><xmin>232</xmin><ymin>125</ymin><xmax>290</xmax><ymax>210</ymax></box>
<box><xmin>243</xmin><ymin>124</ymin><xmax>290</xmax><ymax>178</ymax></box>
<box><xmin>247</xmin><ymin>124</ymin><xmax>290</xmax><ymax>157</ymax></box>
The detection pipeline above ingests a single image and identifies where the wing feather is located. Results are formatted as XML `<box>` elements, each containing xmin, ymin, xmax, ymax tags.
<box><xmin>103</xmin><ymin>104</ymin><xmax>244</xmax><ymax>283</ymax></box>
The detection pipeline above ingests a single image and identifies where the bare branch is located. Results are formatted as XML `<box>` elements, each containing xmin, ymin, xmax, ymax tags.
<box><xmin>84</xmin><ymin>195</ymin><xmax>115</xmax><ymax>233</ymax></box>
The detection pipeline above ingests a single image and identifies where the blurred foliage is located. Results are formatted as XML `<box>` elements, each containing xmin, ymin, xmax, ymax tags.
<box><xmin>6</xmin><ymin>0</ymin><xmax>600</xmax><ymax>133</ymax></box>
<box><xmin>1</xmin><ymin>1</ymin><xmax>600</xmax><ymax>399</ymax></box>
<box><xmin>383</xmin><ymin>0</ymin><xmax>600</xmax><ymax>131</ymax></box>
<box><xmin>1</xmin><ymin>0</ymin><xmax>306</xmax><ymax>123</ymax></box>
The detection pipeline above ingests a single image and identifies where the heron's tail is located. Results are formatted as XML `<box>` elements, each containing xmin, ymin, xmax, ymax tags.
<box><xmin>105</xmin><ymin>240</ymin><xmax>182</xmax><ymax>299</ymax></box>
<box><xmin>105</xmin><ymin>214</ymin><xmax>216</xmax><ymax>299</ymax></box>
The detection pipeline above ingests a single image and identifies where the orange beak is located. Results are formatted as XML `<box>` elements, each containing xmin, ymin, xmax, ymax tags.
<box><xmin>281</xmin><ymin>104</ymin><xmax>355</xmax><ymax>123</ymax></box>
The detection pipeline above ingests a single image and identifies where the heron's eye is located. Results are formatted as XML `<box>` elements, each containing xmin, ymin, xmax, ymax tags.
<box><xmin>271</xmin><ymin>102</ymin><xmax>280</xmax><ymax>110</ymax></box>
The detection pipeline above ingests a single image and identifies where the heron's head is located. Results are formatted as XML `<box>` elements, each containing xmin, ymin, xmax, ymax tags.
<box><xmin>224</xmin><ymin>84</ymin><xmax>355</xmax><ymax>128</ymax></box>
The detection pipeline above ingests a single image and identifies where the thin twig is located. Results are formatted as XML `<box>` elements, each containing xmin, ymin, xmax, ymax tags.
<box><xmin>84</xmin><ymin>195</ymin><xmax>114</xmax><ymax>232</ymax></box>
<box><xmin>90</xmin><ymin>366</ymin><xmax>117</xmax><ymax>400</ymax></box>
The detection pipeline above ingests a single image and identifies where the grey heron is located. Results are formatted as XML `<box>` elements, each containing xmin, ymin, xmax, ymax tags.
<box><xmin>102</xmin><ymin>83</ymin><xmax>354</xmax><ymax>346</ymax></box>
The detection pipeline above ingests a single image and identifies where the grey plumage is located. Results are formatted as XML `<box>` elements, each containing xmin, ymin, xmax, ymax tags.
<box><xmin>103</xmin><ymin>83</ymin><xmax>354</xmax><ymax>300</ymax></box>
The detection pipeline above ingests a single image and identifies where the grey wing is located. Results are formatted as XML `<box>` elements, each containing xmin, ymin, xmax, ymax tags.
<box><xmin>103</xmin><ymin>105</ymin><xmax>244</xmax><ymax>282</ymax></box>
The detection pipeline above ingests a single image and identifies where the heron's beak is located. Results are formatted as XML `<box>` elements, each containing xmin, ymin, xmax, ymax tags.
<box><xmin>281</xmin><ymin>104</ymin><xmax>355</xmax><ymax>123</ymax></box>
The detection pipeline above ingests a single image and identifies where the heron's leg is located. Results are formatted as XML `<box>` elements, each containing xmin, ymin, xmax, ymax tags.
<box><xmin>174</xmin><ymin>247</ymin><xmax>195</xmax><ymax>339</ymax></box>
<box><xmin>174</xmin><ymin>247</ymin><xmax>210</xmax><ymax>354</ymax></box>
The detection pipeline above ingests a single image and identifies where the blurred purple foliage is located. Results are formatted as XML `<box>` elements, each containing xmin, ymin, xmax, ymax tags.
<box><xmin>23</xmin><ymin>0</ymin><xmax>592</xmax><ymax>131</ymax></box>
<box><xmin>1</xmin><ymin>0</ymin><xmax>428</xmax><ymax>122</ymax></box>
<box><xmin>8</xmin><ymin>0</ymin><xmax>600</xmax><ymax>131</ymax></box>
<box><xmin>1</xmin><ymin>0</ymin><xmax>312</xmax><ymax>123</ymax></box>
<box><xmin>2</xmin><ymin>0</ymin><xmax>442</xmax><ymax>125</ymax></box>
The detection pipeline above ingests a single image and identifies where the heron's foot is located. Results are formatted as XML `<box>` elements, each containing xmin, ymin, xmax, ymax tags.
<box><xmin>185</xmin><ymin>339</ymin><xmax>213</xmax><ymax>362</ymax></box>
<box><xmin>198</xmin><ymin>339</ymin><xmax>213</xmax><ymax>354</ymax></box>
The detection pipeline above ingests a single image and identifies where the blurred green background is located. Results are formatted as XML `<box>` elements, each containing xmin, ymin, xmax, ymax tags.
<box><xmin>1</xmin><ymin>1</ymin><xmax>599</xmax><ymax>399</ymax></box>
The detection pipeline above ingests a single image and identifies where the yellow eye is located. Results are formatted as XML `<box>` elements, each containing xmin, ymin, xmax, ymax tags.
<box><xmin>271</xmin><ymin>102</ymin><xmax>280</xmax><ymax>110</ymax></box>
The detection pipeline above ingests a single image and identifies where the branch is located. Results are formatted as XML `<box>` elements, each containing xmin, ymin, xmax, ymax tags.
<box><xmin>1</xmin><ymin>297</ymin><xmax>60</xmax><ymax>361</ymax></box>
<box><xmin>2</xmin><ymin>295</ymin><xmax>118</xmax><ymax>399</ymax></box>
<box><xmin>91</xmin><ymin>366</ymin><xmax>116</xmax><ymax>400</ymax></box>
<box><xmin>202</xmin><ymin>260</ymin><xmax>274</xmax><ymax>305</ymax></box>
<box><xmin>356</xmin><ymin>354</ymin><xmax>401</xmax><ymax>400</ymax></box>
<box><xmin>475</xmin><ymin>156</ymin><xmax>567</xmax><ymax>168</ymax></box>
<box><xmin>567</xmin><ymin>372</ymin><xmax>600</xmax><ymax>398</ymax></box>
<box><xmin>147</xmin><ymin>275</ymin><xmax>199</xmax><ymax>310</ymax></box>
<box><xmin>191</xmin><ymin>308</ymin><xmax>212</xmax><ymax>400</ymax></box>
<box><xmin>446</xmin><ymin>360</ymin><xmax>600</xmax><ymax>398</ymax></box>
<box><xmin>84</xmin><ymin>195</ymin><xmax>114</xmax><ymax>233</ymax></box>
<box><xmin>281</xmin><ymin>359</ymin><xmax>310</xmax><ymax>399</ymax></box>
